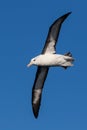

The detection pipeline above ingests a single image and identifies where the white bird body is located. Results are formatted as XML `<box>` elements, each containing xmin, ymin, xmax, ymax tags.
<box><xmin>29</xmin><ymin>54</ymin><xmax>74</xmax><ymax>67</ymax></box>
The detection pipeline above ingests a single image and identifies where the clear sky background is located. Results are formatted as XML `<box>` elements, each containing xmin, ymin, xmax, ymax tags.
<box><xmin>0</xmin><ymin>1</ymin><xmax>87</xmax><ymax>130</ymax></box>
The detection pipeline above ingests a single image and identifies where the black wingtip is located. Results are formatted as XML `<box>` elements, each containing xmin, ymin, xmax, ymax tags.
<box><xmin>66</xmin><ymin>12</ymin><xmax>72</xmax><ymax>17</ymax></box>
<box><xmin>56</xmin><ymin>11</ymin><xmax>72</xmax><ymax>25</ymax></box>
<box><xmin>32</xmin><ymin>105</ymin><xmax>39</xmax><ymax>119</ymax></box>
<box><xmin>33</xmin><ymin>112</ymin><xmax>38</xmax><ymax>119</ymax></box>
<box><xmin>61</xmin><ymin>11</ymin><xmax>72</xmax><ymax>19</ymax></box>
<box><xmin>34</xmin><ymin>115</ymin><xmax>38</xmax><ymax>119</ymax></box>
<box><xmin>51</xmin><ymin>11</ymin><xmax>72</xmax><ymax>29</ymax></box>
<box><xmin>67</xmin><ymin>11</ymin><xmax>72</xmax><ymax>15</ymax></box>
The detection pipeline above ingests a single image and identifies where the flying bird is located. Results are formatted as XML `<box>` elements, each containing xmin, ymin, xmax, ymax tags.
<box><xmin>27</xmin><ymin>12</ymin><xmax>74</xmax><ymax>118</ymax></box>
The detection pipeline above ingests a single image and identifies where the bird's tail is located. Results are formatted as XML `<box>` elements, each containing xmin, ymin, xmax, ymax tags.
<box><xmin>62</xmin><ymin>52</ymin><xmax>74</xmax><ymax>69</ymax></box>
<box><xmin>64</xmin><ymin>52</ymin><xmax>72</xmax><ymax>57</ymax></box>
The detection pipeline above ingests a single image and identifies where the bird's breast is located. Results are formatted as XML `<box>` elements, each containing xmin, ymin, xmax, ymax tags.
<box><xmin>36</xmin><ymin>54</ymin><xmax>65</xmax><ymax>66</ymax></box>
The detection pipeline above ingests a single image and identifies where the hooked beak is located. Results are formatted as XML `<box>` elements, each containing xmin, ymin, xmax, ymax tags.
<box><xmin>27</xmin><ymin>61</ymin><xmax>33</xmax><ymax>67</ymax></box>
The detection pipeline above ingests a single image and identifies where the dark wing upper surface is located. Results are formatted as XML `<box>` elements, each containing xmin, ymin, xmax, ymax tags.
<box><xmin>42</xmin><ymin>12</ymin><xmax>71</xmax><ymax>54</ymax></box>
<box><xmin>32</xmin><ymin>12</ymin><xmax>71</xmax><ymax>118</ymax></box>
<box><xmin>32</xmin><ymin>66</ymin><xmax>49</xmax><ymax>118</ymax></box>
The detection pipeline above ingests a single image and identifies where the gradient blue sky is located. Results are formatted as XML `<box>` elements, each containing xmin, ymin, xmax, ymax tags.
<box><xmin>0</xmin><ymin>0</ymin><xmax>87</xmax><ymax>130</ymax></box>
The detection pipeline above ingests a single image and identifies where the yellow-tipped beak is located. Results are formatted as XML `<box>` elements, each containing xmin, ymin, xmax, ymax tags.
<box><xmin>27</xmin><ymin>62</ymin><xmax>32</xmax><ymax>67</ymax></box>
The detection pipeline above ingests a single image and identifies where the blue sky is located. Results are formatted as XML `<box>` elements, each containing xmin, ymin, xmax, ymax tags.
<box><xmin>0</xmin><ymin>0</ymin><xmax>87</xmax><ymax>130</ymax></box>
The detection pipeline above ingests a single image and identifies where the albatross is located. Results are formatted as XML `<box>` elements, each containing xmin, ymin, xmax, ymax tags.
<box><xmin>27</xmin><ymin>12</ymin><xmax>74</xmax><ymax>118</ymax></box>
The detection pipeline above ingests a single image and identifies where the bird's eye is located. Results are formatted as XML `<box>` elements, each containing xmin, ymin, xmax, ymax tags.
<box><xmin>33</xmin><ymin>59</ymin><xmax>36</xmax><ymax>61</ymax></box>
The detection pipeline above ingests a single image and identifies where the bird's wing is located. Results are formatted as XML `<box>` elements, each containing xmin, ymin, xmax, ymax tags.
<box><xmin>32</xmin><ymin>12</ymin><xmax>71</xmax><ymax>118</ymax></box>
<box><xmin>32</xmin><ymin>66</ymin><xmax>49</xmax><ymax>118</ymax></box>
<box><xmin>42</xmin><ymin>12</ymin><xmax>71</xmax><ymax>54</ymax></box>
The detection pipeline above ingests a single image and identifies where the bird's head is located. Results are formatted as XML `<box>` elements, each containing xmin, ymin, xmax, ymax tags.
<box><xmin>27</xmin><ymin>57</ymin><xmax>37</xmax><ymax>67</ymax></box>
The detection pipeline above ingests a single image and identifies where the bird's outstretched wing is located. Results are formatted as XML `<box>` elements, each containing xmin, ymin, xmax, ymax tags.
<box><xmin>32</xmin><ymin>12</ymin><xmax>71</xmax><ymax>118</ymax></box>
<box><xmin>42</xmin><ymin>12</ymin><xmax>71</xmax><ymax>54</ymax></box>
<box><xmin>32</xmin><ymin>66</ymin><xmax>49</xmax><ymax>118</ymax></box>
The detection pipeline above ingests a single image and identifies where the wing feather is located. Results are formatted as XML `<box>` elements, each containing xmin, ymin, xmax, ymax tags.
<box><xmin>42</xmin><ymin>12</ymin><xmax>71</xmax><ymax>54</ymax></box>
<box><xmin>31</xmin><ymin>12</ymin><xmax>71</xmax><ymax>118</ymax></box>
<box><xmin>32</xmin><ymin>66</ymin><xmax>49</xmax><ymax>118</ymax></box>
